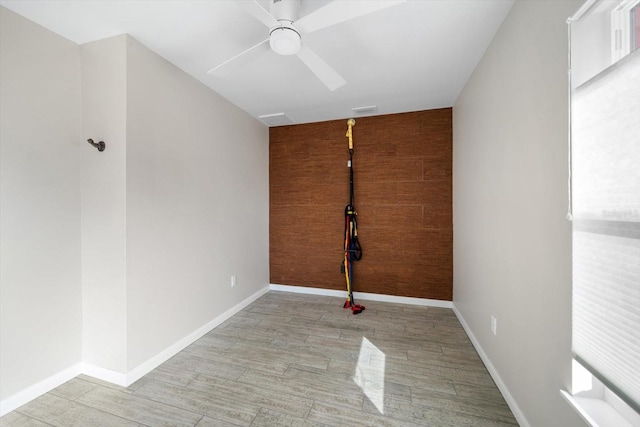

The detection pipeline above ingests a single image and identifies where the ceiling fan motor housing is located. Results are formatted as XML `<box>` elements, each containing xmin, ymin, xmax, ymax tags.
<box><xmin>269</xmin><ymin>0</ymin><xmax>301</xmax><ymax>55</ymax></box>
<box><xmin>270</xmin><ymin>0</ymin><xmax>300</xmax><ymax>22</ymax></box>
<box><xmin>270</xmin><ymin>24</ymin><xmax>301</xmax><ymax>55</ymax></box>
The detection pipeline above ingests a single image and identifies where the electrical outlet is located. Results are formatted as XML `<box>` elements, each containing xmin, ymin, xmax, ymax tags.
<box><xmin>231</xmin><ymin>275</ymin><xmax>236</xmax><ymax>288</ymax></box>
<box><xmin>491</xmin><ymin>315</ymin><xmax>497</xmax><ymax>336</ymax></box>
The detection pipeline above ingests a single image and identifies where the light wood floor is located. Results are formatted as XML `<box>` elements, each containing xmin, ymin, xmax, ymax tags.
<box><xmin>1</xmin><ymin>291</ymin><xmax>518</xmax><ymax>426</ymax></box>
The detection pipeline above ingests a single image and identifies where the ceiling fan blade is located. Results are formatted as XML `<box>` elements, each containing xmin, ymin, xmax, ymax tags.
<box><xmin>296</xmin><ymin>0</ymin><xmax>405</xmax><ymax>34</ymax></box>
<box><xmin>237</xmin><ymin>0</ymin><xmax>279</xmax><ymax>28</ymax></box>
<box><xmin>296</xmin><ymin>43</ymin><xmax>346</xmax><ymax>91</ymax></box>
<box><xmin>207</xmin><ymin>38</ymin><xmax>270</xmax><ymax>74</ymax></box>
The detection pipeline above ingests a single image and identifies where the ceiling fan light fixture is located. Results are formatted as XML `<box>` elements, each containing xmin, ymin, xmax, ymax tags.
<box><xmin>270</xmin><ymin>25</ymin><xmax>301</xmax><ymax>55</ymax></box>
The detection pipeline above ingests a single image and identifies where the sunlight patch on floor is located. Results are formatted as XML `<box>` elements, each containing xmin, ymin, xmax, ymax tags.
<box><xmin>354</xmin><ymin>336</ymin><xmax>386</xmax><ymax>414</ymax></box>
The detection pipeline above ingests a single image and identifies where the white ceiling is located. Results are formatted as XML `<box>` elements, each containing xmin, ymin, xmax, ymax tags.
<box><xmin>0</xmin><ymin>0</ymin><xmax>514</xmax><ymax>126</ymax></box>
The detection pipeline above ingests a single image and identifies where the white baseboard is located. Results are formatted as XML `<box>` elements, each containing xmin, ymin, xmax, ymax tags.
<box><xmin>269</xmin><ymin>284</ymin><xmax>453</xmax><ymax>308</ymax></box>
<box><xmin>452</xmin><ymin>303</ymin><xmax>530</xmax><ymax>427</ymax></box>
<box><xmin>81</xmin><ymin>364</ymin><xmax>128</xmax><ymax>387</ymax></box>
<box><xmin>123</xmin><ymin>285</ymin><xmax>270</xmax><ymax>386</ymax></box>
<box><xmin>0</xmin><ymin>363</ymin><xmax>83</xmax><ymax>416</ymax></box>
<box><xmin>0</xmin><ymin>285</ymin><xmax>270</xmax><ymax>416</ymax></box>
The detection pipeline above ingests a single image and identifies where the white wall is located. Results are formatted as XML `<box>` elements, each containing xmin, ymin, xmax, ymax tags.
<box><xmin>1</xmin><ymin>8</ymin><xmax>269</xmax><ymax>411</ymax></box>
<box><xmin>80</xmin><ymin>34</ymin><xmax>270</xmax><ymax>375</ymax></box>
<box><xmin>0</xmin><ymin>7</ymin><xmax>82</xmax><ymax>400</ymax></box>
<box><xmin>80</xmin><ymin>35</ymin><xmax>128</xmax><ymax>374</ymax></box>
<box><xmin>453</xmin><ymin>1</ymin><xmax>585</xmax><ymax>426</ymax></box>
<box><xmin>125</xmin><ymin>36</ymin><xmax>269</xmax><ymax>370</ymax></box>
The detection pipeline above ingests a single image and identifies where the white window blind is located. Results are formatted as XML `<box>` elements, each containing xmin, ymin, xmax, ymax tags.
<box><xmin>570</xmin><ymin>1</ymin><xmax>640</xmax><ymax>414</ymax></box>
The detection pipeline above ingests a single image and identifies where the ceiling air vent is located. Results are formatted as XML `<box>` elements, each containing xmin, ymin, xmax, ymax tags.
<box><xmin>258</xmin><ymin>113</ymin><xmax>293</xmax><ymax>127</ymax></box>
<box><xmin>352</xmin><ymin>105</ymin><xmax>378</xmax><ymax>116</ymax></box>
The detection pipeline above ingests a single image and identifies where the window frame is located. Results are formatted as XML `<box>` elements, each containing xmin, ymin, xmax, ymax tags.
<box><xmin>611</xmin><ymin>0</ymin><xmax>640</xmax><ymax>61</ymax></box>
<box><xmin>565</xmin><ymin>1</ymin><xmax>640</xmax><ymax>425</ymax></box>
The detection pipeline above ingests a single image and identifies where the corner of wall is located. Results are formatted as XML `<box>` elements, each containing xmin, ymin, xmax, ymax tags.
<box><xmin>80</xmin><ymin>33</ymin><xmax>129</xmax><ymax>374</ymax></box>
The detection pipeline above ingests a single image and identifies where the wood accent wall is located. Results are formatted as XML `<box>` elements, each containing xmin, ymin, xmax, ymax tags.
<box><xmin>269</xmin><ymin>108</ymin><xmax>452</xmax><ymax>301</ymax></box>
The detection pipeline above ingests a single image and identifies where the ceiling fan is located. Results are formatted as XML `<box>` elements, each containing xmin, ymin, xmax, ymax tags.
<box><xmin>207</xmin><ymin>0</ymin><xmax>405</xmax><ymax>91</ymax></box>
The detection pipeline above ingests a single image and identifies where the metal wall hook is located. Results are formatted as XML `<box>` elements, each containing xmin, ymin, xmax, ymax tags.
<box><xmin>87</xmin><ymin>138</ymin><xmax>105</xmax><ymax>152</ymax></box>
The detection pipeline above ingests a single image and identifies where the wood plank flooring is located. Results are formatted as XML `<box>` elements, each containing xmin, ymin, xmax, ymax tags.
<box><xmin>0</xmin><ymin>291</ymin><xmax>518</xmax><ymax>426</ymax></box>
